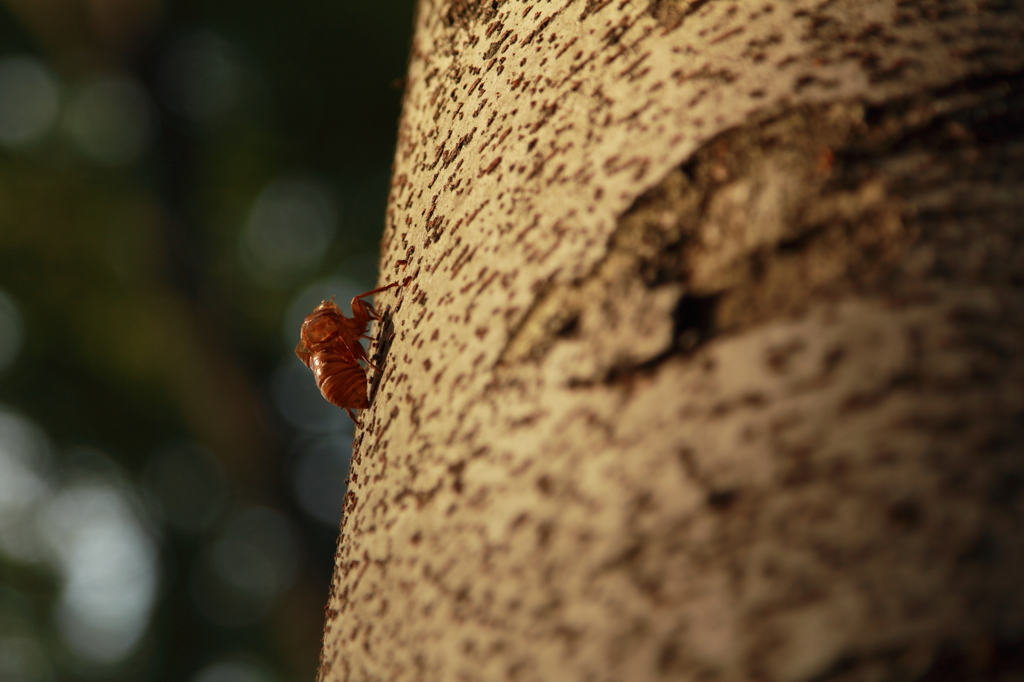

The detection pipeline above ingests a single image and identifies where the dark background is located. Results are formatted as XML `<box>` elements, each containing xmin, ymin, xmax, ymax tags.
<box><xmin>0</xmin><ymin>0</ymin><xmax>415</xmax><ymax>679</ymax></box>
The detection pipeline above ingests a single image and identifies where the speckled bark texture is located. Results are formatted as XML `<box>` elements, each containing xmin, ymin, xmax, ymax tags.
<box><xmin>319</xmin><ymin>1</ymin><xmax>1024</xmax><ymax>680</ymax></box>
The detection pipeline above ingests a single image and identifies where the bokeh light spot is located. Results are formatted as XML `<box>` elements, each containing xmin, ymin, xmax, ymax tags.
<box><xmin>0</xmin><ymin>56</ymin><xmax>60</xmax><ymax>148</ymax></box>
<box><xmin>0</xmin><ymin>289</ymin><xmax>24</xmax><ymax>374</ymax></box>
<box><xmin>38</xmin><ymin>473</ymin><xmax>158</xmax><ymax>665</ymax></box>
<box><xmin>210</xmin><ymin>507</ymin><xmax>298</xmax><ymax>597</ymax></box>
<box><xmin>192</xmin><ymin>657</ymin><xmax>277</xmax><ymax>682</ymax></box>
<box><xmin>158</xmin><ymin>31</ymin><xmax>242</xmax><ymax>123</ymax></box>
<box><xmin>64</xmin><ymin>75</ymin><xmax>152</xmax><ymax>166</ymax></box>
<box><xmin>240</xmin><ymin>177</ymin><xmax>337</xmax><ymax>286</ymax></box>
<box><xmin>191</xmin><ymin>506</ymin><xmax>299</xmax><ymax>627</ymax></box>
<box><xmin>292</xmin><ymin>436</ymin><xmax>352</xmax><ymax>526</ymax></box>
<box><xmin>0</xmin><ymin>408</ymin><xmax>51</xmax><ymax>563</ymax></box>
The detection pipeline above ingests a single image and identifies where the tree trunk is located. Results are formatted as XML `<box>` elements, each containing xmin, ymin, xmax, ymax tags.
<box><xmin>320</xmin><ymin>1</ymin><xmax>1024</xmax><ymax>680</ymax></box>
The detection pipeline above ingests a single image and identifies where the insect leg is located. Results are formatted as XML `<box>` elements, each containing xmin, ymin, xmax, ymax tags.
<box><xmin>352</xmin><ymin>281</ymin><xmax>400</xmax><ymax>301</ymax></box>
<box><xmin>350</xmin><ymin>281</ymin><xmax>399</xmax><ymax>322</ymax></box>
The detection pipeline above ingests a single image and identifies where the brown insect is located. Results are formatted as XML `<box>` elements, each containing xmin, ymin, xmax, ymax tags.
<box><xmin>295</xmin><ymin>282</ymin><xmax>399</xmax><ymax>419</ymax></box>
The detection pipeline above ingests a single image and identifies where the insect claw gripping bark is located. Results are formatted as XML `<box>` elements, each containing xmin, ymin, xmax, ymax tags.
<box><xmin>296</xmin><ymin>281</ymin><xmax>401</xmax><ymax>421</ymax></box>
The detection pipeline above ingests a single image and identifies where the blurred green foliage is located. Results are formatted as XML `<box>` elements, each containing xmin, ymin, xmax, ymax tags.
<box><xmin>0</xmin><ymin>0</ymin><xmax>415</xmax><ymax>680</ymax></box>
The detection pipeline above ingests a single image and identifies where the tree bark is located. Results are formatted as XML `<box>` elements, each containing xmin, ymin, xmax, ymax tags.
<box><xmin>320</xmin><ymin>1</ymin><xmax>1024</xmax><ymax>680</ymax></box>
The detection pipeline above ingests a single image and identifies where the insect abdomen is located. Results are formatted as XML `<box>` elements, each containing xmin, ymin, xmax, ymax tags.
<box><xmin>312</xmin><ymin>353</ymin><xmax>368</xmax><ymax>409</ymax></box>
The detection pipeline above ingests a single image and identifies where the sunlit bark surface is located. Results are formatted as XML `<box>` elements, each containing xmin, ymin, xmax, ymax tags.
<box><xmin>320</xmin><ymin>0</ymin><xmax>1024</xmax><ymax>680</ymax></box>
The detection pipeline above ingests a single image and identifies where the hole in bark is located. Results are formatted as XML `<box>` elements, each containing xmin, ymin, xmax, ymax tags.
<box><xmin>553</xmin><ymin>312</ymin><xmax>580</xmax><ymax>338</ymax></box>
<box><xmin>886</xmin><ymin>499</ymin><xmax>923</xmax><ymax>530</ymax></box>
<box><xmin>536</xmin><ymin>521</ymin><xmax>553</xmax><ymax>548</ymax></box>
<box><xmin>673</xmin><ymin>293</ymin><xmax>718</xmax><ymax>352</ymax></box>
<box><xmin>657</xmin><ymin>640</ymin><xmax>681</xmax><ymax>673</ymax></box>
<box><xmin>707</xmin><ymin>489</ymin><xmax>737</xmax><ymax>510</ymax></box>
<box><xmin>510</xmin><ymin>512</ymin><xmax>530</xmax><ymax>530</ymax></box>
<box><xmin>822</xmin><ymin>345</ymin><xmax>847</xmax><ymax>374</ymax></box>
<box><xmin>449</xmin><ymin>460</ymin><xmax>466</xmax><ymax>494</ymax></box>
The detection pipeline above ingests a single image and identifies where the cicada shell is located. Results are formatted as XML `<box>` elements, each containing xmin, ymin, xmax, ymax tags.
<box><xmin>295</xmin><ymin>282</ymin><xmax>398</xmax><ymax>419</ymax></box>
